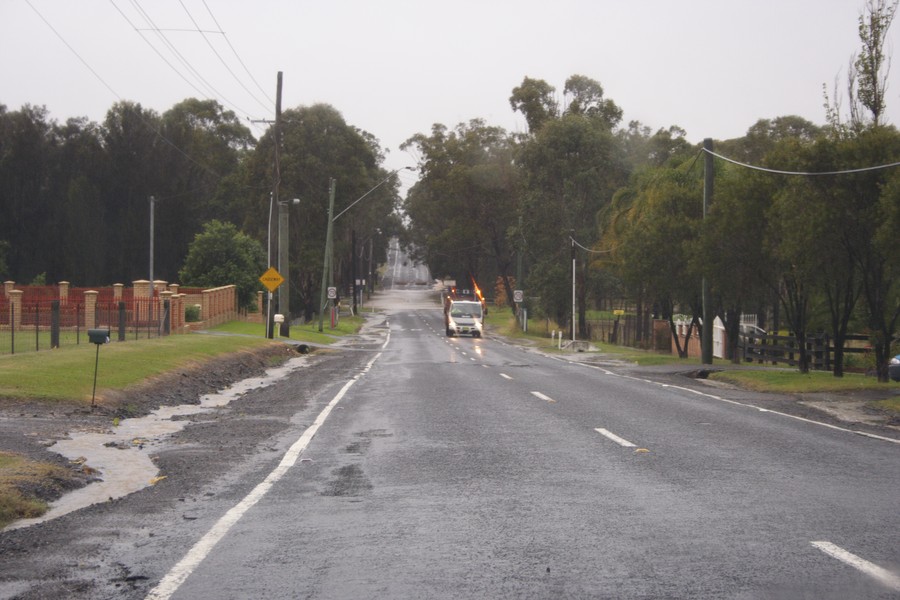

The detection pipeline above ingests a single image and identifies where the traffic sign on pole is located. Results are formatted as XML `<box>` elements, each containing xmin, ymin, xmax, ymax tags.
<box><xmin>259</xmin><ymin>267</ymin><xmax>284</xmax><ymax>292</ymax></box>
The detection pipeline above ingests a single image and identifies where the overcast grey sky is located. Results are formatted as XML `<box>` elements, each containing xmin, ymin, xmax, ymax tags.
<box><xmin>3</xmin><ymin>0</ymin><xmax>898</xmax><ymax>192</ymax></box>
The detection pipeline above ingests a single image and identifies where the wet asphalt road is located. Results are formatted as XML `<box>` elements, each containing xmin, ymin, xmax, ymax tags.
<box><xmin>155</xmin><ymin>298</ymin><xmax>899</xmax><ymax>600</ymax></box>
<box><xmin>1</xmin><ymin>285</ymin><xmax>899</xmax><ymax>598</ymax></box>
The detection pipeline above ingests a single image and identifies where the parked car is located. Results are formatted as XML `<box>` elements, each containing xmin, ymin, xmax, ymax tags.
<box><xmin>890</xmin><ymin>354</ymin><xmax>900</xmax><ymax>382</ymax></box>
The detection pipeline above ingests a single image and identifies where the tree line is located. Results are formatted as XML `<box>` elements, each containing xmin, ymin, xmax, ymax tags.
<box><xmin>0</xmin><ymin>100</ymin><xmax>403</xmax><ymax>322</ymax></box>
<box><xmin>402</xmin><ymin>0</ymin><xmax>899</xmax><ymax>381</ymax></box>
<box><xmin>1</xmin><ymin>1</ymin><xmax>897</xmax><ymax>379</ymax></box>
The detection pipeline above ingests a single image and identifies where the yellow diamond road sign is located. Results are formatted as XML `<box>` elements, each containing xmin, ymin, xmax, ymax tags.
<box><xmin>259</xmin><ymin>267</ymin><xmax>284</xmax><ymax>292</ymax></box>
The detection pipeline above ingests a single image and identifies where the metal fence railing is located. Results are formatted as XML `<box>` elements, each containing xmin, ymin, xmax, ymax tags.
<box><xmin>1</xmin><ymin>298</ymin><xmax>172</xmax><ymax>355</ymax></box>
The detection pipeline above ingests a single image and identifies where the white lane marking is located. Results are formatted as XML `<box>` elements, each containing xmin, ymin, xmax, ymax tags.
<box><xmin>811</xmin><ymin>541</ymin><xmax>900</xmax><ymax>592</ymax></box>
<box><xmin>145</xmin><ymin>350</ymin><xmax>385</xmax><ymax>600</ymax></box>
<box><xmin>594</xmin><ymin>428</ymin><xmax>637</xmax><ymax>448</ymax></box>
<box><xmin>500</xmin><ymin>373</ymin><xmax>513</xmax><ymax>380</ymax></box>
<box><xmin>531</xmin><ymin>391</ymin><xmax>556</xmax><ymax>403</ymax></box>
<box><xmin>568</xmin><ymin>361</ymin><xmax>900</xmax><ymax>446</ymax></box>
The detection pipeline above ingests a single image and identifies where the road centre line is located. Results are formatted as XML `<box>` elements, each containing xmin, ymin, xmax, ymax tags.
<box><xmin>145</xmin><ymin>348</ymin><xmax>386</xmax><ymax>600</ymax></box>
<box><xmin>500</xmin><ymin>373</ymin><xmax>513</xmax><ymax>380</ymax></box>
<box><xmin>531</xmin><ymin>391</ymin><xmax>556</xmax><ymax>403</ymax></box>
<box><xmin>811</xmin><ymin>541</ymin><xmax>900</xmax><ymax>592</ymax></box>
<box><xmin>564</xmin><ymin>360</ymin><xmax>900</xmax><ymax>446</ymax></box>
<box><xmin>594</xmin><ymin>428</ymin><xmax>637</xmax><ymax>448</ymax></box>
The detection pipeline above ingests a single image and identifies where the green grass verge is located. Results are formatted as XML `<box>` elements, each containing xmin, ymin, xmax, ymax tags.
<box><xmin>486</xmin><ymin>310</ymin><xmax>900</xmax><ymax>407</ymax></box>
<box><xmin>710</xmin><ymin>369</ymin><xmax>900</xmax><ymax>394</ymax></box>
<box><xmin>0</xmin><ymin>333</ymin><xmax>277</xmax><ymax>403</ymax></box>
<box><xmin>0</xmin><ymin>451</ymin><xmax>82</xmax><ymax>529</ymax></box>
<box><xmin>210</xmin><ymin>315</ymin><xmax>365</xmax><ymax>344</ymax></box>
<box><xmin>485</xmin><ymin>311</ymin><xmax>720</xmax><ymax>367</ymax></box>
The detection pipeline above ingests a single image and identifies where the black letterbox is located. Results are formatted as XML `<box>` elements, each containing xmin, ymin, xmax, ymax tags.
<box><xmin>88</xmin><ymin>328</ymin><xmax>110</xmax><ymax>345</ymax></box>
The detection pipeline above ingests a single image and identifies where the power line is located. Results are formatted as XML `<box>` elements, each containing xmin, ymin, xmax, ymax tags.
<box><xmin>202</xmin><ymin>0</ymin><xmax>274</xmax><ymax>108</ymax></box>
<box><xmin>25</xmin><ymin>0</ymin><xmax>123</xmax><ymax>104</ymax></box>
<box><xmin>703</xmin><ymin>148</ymin><xmax>900</xmax><ymax>176</ymax></box>
<box><xmin>570</xmin><ymin>236</ymin><xmax>614</xmax><ymax>254</ymax></box>
<box><xmin>120</xmin><ymin>0</ymin><xmax>259</xmax><ymax>121</ymax></box>
<box><xmin>27</xmin><ymin>0</ymin><xmax>223</xmax><ymax>180</ymax></box>
<box><xmin>178</xmin><ymin>0</ymin><xmax>273</xmax><ymax>115</ymax></box>
<box><xmin>110</xmin><ymin>0</ymin><xmax>216</xmax><ymax>102</ymax></box>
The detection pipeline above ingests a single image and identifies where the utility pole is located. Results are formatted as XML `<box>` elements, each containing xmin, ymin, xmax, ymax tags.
<box><xmin>701</xmin><ymin>138</ymin><xmax>714</xmax><ymax>365</ymax></box>
<box><xmin>517</xmin><ymin>214</ymin><xmax>524</xmax><ymax>329</ymax></box>
<box><xmin>571</xmin><ymin>232</ymin><xmax>576</xmax><ymax>342</ymax></box>
<box><xmin>273</xmin><ymin>72</ymin><xmax>292</xmax><ymax>337</ymax></box>
<box><xmin>318</xmin><ymin>179</ymin><xmax>336</xmax><ymax>332</ymax></box>
<box><xmin>351</xmin><ymin>228</ymin><xmax>358</xmax><ymax>315</ymax></box>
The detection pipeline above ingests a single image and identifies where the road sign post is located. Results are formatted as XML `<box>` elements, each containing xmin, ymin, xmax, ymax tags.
<box><xmin>259</xmin><ymin>267</ymin><xmax>285</xmax><ymax>338</ymax></box>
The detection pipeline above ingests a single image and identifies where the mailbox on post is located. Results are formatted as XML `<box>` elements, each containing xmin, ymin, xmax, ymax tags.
<box><xmin>88</xmin><ymin>328</ymin><xmax>110</xmax><ymax>408</ymax></box>
<box><xmin>88</xmin><ymin>328</ymin><xmax>110</xmax><ymax>345</ymax></box>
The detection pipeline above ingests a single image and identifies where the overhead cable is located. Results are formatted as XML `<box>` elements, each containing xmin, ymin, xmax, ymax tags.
<box><xmin>28</xmin><ymin>0</ymin><xmax>222</xmax><ymax>180</ymax></box>
<box><xmin>703</xmin><ymin>148</ymin><xmax>900</xmax><ymax>176</ymax></box>
<box><xmin>179</xmin><ymin>0</ymin><xmax>273</xmax><ymax>115</ymax></box>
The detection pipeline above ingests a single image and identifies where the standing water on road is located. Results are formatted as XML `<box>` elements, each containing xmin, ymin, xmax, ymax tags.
<box><xmin>5</xmin><ymin>356</ymin><xmax>311</xmax><ymax>530</ymax></box>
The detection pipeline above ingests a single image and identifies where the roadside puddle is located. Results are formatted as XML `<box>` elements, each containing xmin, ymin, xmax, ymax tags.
<box><xmin>7</xmin><ymin>357</ymin><xmax>309</xmax><ymax>530</ymax></box>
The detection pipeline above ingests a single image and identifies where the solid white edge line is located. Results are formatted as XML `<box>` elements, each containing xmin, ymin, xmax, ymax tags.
<box><xmin>594</xmin><ymin>427</ymin><xmax>637</xmax><ymax>448</ymax></box>
<box><xmin>811</xmin><ymin>541</ymin><xmax>900</xmax><ymax>591</ymax></box>
<box><xmin>570</xmin><ymin>362</ymin><xmax>900</xmax><ymax>446</ymax></box>
<box><xmin>145</xmin><ymin>350</ymin><xmax>385</xmax><ymax>600</ymax></box>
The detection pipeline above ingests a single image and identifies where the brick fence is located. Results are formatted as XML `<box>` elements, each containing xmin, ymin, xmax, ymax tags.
<box><xmin>2</xmin><ymin>280</ymin><xmax>237</xmax><ymax>335</ymax></box>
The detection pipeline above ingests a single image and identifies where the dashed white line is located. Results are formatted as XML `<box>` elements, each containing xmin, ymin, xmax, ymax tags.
<box><xmin>500</xmin><ymin>373</ymin><xmax>513</xmax><ymax>380</ymax></box>
<box><xmin>530</xmin><ymin>391</ymin><xmax>556</xmax><ymax>403</ymax></box>
<box><xmin>811</xmin><ymin>541</ymin><xmax>900</xmax><ymax>592</ymax></box>
<box><xmin>594</xmin><ymin>428</ymin><xmax>637</xmax><ymax>448</ymax></box>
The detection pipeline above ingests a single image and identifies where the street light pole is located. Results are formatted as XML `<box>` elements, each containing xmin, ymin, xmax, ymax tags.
<box><xmin>149</xmin><ymin>195</ymin><xmax>156</xmax><ymax>286</ymax></box>
<box><xmin>266</xmin><ymin>192</ymin><xmax>274</xmax><ymax>339</ymax></box>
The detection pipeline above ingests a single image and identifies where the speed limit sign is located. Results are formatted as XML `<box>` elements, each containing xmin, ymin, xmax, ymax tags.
<box><xmin>327</xmin><ymin>286</ymin><xmax>337</xmax><ymax>300</ymax></box>
<box><xmin>513</xmin><ymin>290</ymin><xmax>524</xmax><ymax>303</ymax></box>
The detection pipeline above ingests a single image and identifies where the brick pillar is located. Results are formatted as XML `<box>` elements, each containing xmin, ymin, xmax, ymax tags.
<box><xmin>134</xmin><ymin>280</ymin><xmax>151</xmax><ymax>322</ymax></box>
<box><xmin>172</xmin><ymin>294</ymin><xmax>183</xmax><ymax>332</ymax></box>
<box><xmin>202</xmin><ymin>289</ymin><xmax>211</xmax><ymax>326</ymax></box>
<box><xmin>113</xmin><ymin>283</ymin><xmax>124</xmax><ymax>301</ymax></box>
<box><xmin>4</xmin><ymin>281</ymin><xmax>15</xmax><ymax>298</ymax></box>
<box><xmin>58</xmin><ymin>281</ymin><xmax>70</xmax><ymax>304</ymax></box>
<box><xmin>8</xmin><ymin>290</ymin><xmax>22</xmax><ymax>331</ymax></box>
<box><xmin>84</xmin><ymin>290</ymin><xmax>99</xmax><ymax>330</ymax></box>
<box><xmin>168</xmin><ymin>283</ymin><xmax>180</xmax><ymax>296</ymax></box>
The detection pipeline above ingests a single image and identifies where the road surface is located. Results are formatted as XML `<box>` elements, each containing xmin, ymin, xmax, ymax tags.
<box><xmin>0</xmin><ymin>287</ymin><xmax>898</xmax><ymax>599</ymax></box>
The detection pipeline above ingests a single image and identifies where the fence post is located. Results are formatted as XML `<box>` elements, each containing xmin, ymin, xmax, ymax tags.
<box><xmin>117</xmin><ymin>301</ymin><xmax>126</xmax><ymax>341</ymax></box>
<box><xmin>51</xmin><ymin>300</ymin><xmax>60</xmax><ymax>348</ymax></box>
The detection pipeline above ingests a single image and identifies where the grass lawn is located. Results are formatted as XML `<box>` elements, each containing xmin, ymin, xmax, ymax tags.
<box><xmin>486</xmin><ymin>310</ymin><xmax>900</xmax><ymax>408</ymax></box>
<box><xmin>0</xmin><ymin>451</ymin><xmax>83</xmax><ymax>529</ymax></box>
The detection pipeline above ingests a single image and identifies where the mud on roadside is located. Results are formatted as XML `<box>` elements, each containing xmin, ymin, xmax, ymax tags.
<box><xmin>0</xmin><ymin>343</ymin><xmax>296</xmax><ymax>510</ymax></box>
